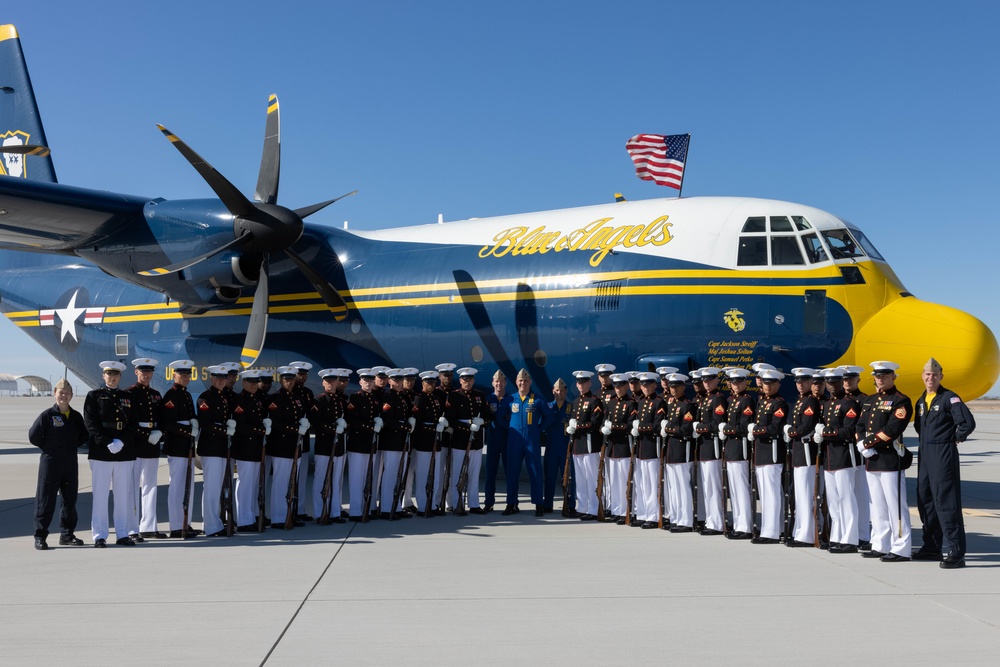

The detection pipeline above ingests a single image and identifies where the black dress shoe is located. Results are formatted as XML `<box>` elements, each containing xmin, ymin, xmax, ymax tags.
<box><xmin>269</xmin><ymin>521</ymin><xmax>288</xmax><ymax>529</ymax></box>
<box><xmin>858</xmin><ymin>540</ymin><xmax>872</xmax><ymax>551</ymax></box>
<box><xmin>455</xmin><ymin>509</ymin><xmax>468</xmax><ymax>517</ymax></box>
<box><xmin>579</xmin><ymin>514</ymin><xmax>597</xmax><ymax>521</ymax></box>
<box><xmin>331</xmin><ymin>517</ymin><xmax>347</xmax><ymax>524</ymax></box>
<box><xmin>58</xmin><ymin>534</ymin><xmax>84</xmax><ymax>546</ymax></box>
<box><xmin>207</xmin><ymin>530</ymin><xmax>228</xmax><ymax>537</ymax></box>
<box><xmin>640</xmin><ymin>521</ymin><xmax>658</xmax><ymax>529</ymax></box>
<box><xmin>469</xmin><ymin>507</ymin><xmax>486</xmax><ymax>515</ymax></box>
<box><xmin>751</xmin><ymin>536</ymin><xmax>779</xmax><ymax>544</ymax></box>
<box><xmin>115</xmin><ymin>537</ymin><xmax>135</xmax><ymax>546</ymax></box>
<box><xmin>237</xmin><ymin>524</ymin><xmax>259</xmax><ymax>533</ymax></box>
<box><xmin>129</xmin><ymin>534</ymin><xmax>145</xmax><ymax>543</ymax></box>
<box><xmin>830</xmin><ymin>544</ymin><xmax>859</xmax><ymax>554</ymax></box>
<box><xmin>379</xmin><ymin>512</ymin><xmax>397</xmax><ymax>521</ymax></box>
<box><xmin>727</xmin><ymin>531</ymin><xmax>753</xmax><ymax>540</ymax></box>
<box><xmin>184</xmin><ymin>526</ymin><xmax>204</xmax><ymax>536</ymax></box>
<box><xmin>861</xmin><ymin>550</ymin><xmax>886</xmax><ymax>559</ymax></box>
<box><xmin>699</xmin><ymin>528</ymin><xmax>724</xmax><ymax>536</ymax></box>
<box><xmin>534</xmin><ymin>506</ymin><xmax>544</xmax><ymax>517</ymax></box>
<box><xmin>939</xmin><ymin>556</ymin><xmax>966</xmax><ymax>569</ymax></box>
<box><xmin>785</xmin><ymin>540</ymin><xmax>813</xmax><ymax>548</ymax></box>
<box><xmin>501</xmin><ymin>505</ymin><xmax>519</xmax><ymax>516</ymax></box>
<box><xmin>912</xmin><ymin>549</ymin><xmax>944</xmax><ymax>561</ymax></box>
<box><xmin>94</xmin><ymin>538</ymin><xmax>106</xmax><ymax>548</ymax></box>
<box><xmin>880</xmin><ymin>553</ymin><xmax>910</xmax><ymax>563</ymax></box>
<box><xmin>615</xmin><ymin>517</ymin><xmax>627</xmax><ymax>525</ymax></box>
<box><xmin>562</xmin><ymin>510</ymin><xmax>580</xmax><ymax>518</ymax></box>
<box><xmin>670</xmin><ymin>526</ymin><xmax>694</xmax><ymax>533</ymax></box>
<box><xmin>297</xmin><ymin>514</ymin><xmax>314</xmax><ymax>521</ymax></box>
<box><xmin>483</xmin><ymin>505</ymin><xmax>494</xmax><ymax>513</ymax></box>
<box><xmin>403</xmin><ymin>505</ymin><xmax>418</xmax><ymax>514</ymax></box>
<box><xmin>348</xmin><ymin>515</ymin><xmax>363</xmax><ymax>522</ymax></box>
<box><xmin>542</xmin><ymin>506</ymin><xmax>554</xmax><ymax>514</ymax></box>
<box><xmin>140</xmin><ymin>531</ymin><xmax>168</xmax><ymax>539</ymax></box>
<box><xmin>35</xmin><ymin>537</ymin><xmax>48</xmax><ymax>550</ymax></box>
<box><xmin>433</xmin><ymin>508</ymin><xmax>446</xmax><ymax>516</ymax></box>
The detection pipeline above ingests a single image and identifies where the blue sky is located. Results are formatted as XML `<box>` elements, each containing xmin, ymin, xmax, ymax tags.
<box><xmin>3</xmin><ymin>1</ymin><xmax>999</xmax><ymax>395</ymax></box>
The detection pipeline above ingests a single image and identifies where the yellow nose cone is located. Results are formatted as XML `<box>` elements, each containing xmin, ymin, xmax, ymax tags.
<box><xmin>853</xmin><ymin>297</ymin><xmax>999</xmax><ymax>399</ymax></box>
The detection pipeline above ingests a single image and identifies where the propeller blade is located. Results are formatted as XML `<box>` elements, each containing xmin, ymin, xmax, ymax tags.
<box><xmin>138</xmin><ymin>234</ymin><xmax>249</xmax><ymax>276</ymax></box>
<box><xmin>156</xmin><ymin>124</ymin><xmax>256</xmax><ymax>218</ymax></box>
<box><xmin>253</xmin><ymin>94</ymin><xmax>280</xmax><ymax>205</ymax></box>
<box><xmin>240</xmin><ymin>257</ymin><xmax>270</xmax><ymax>368</ymax></box>
<box><xmin>283</xmin><ymin>247</ymin><xmax>348</xmax><ymax>320</ymax></box>
<box><xmin>293</xmin><ymin>190</ymin><xmax>358</xmax><ymax>220</ymax></box>
<box><xmin>0</xmin><ymin>144</ymin><xmax>50</xmax><ymax>156</ymax></box>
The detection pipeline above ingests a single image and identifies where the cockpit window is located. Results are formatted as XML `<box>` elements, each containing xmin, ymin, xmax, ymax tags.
<box><xmin>792</xmin><ymin>216</ymin><xmax>812</xmax><ymax>231</ymax></box>
<box><xmin>771</xmin><ymin>236</ymin><xmax>805</xmax><ymax>265</ymax></box>
<box><xmin>849</xmin><ymin>228</ymin><xmax>885</xmax><ymax>261</ymax></box>
<box><xmin>742</xmin><ymin>216</ymin><xmax>766</xmax><ymax>233</ymax></box>
<box><xmin>769</xmin><ymin>216</ymin><xmax>793</xmax><ymax>232</ymax></box>
<box><xmin>737</xmin><ymin>236</ymin><xmax>768</xmax><ymax>266</ymax></box>
<box><xmin>821</xmin><ymin>229</ymin><xmax>865</xmax><ymax>259</ymax></box>
<box><xmin>801</xmin><ymin>233</ymin><xmax>829</xmax><ymax>263</ymax></box>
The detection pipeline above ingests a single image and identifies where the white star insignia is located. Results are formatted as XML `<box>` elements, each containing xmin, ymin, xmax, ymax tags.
<box><xmin>56</xmin><ymin>289</ymin><xmax>87</xmax><ymax>343</ymax></box>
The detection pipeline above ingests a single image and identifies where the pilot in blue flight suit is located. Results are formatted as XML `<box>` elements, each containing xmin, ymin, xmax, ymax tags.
<box><xmin>499</xmin><ymin>369</ymin><xmax>555</xmax><ymax>517</ymax></box>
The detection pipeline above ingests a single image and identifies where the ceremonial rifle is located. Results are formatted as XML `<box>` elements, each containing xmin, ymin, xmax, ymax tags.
<box><xmin>748</xmin><ymin>437</ymin><xmax>758</xmax><ymax>538</ymax></box>
<box><xmin>657</xmin><ymin>434</ymin><xmax>665</xmax><ymax>529</ymax></box>
<box><xmin>438</xmin><ymin>434</ymin><xmax>452</xmax><ymax>513</ymax></box>
<box><xmin>625</xmin><ymin>433</ymin><xmax>637</xmax><ymax>526</ymax></box>
<box><xmin>718</xmin><ymin>434</ymin><xmax>730</xmax><ymax>533</ymax></box>
<box><xmin>561</xmin><ymin>426</ymin><xmax>574</xmax><ymax>517</ymax></box>
<box><xmin>182</xmin><ymin>427</ymin><xmax>195</xmax><ymax>539</ymax></box>
<box><xmin>595</xmin><ymin>429</ymin><xmax>609</xmax><ymax>521</ymax></box>
<box><xmin>425</xmin><ymin>428</ymin><xmax>441</xmax><ymax>518</ymax></box>
<box><xmin>812</xmin><ymin>434</ymin><xmax>822</xmax><ymax>548</ymax></box>
<box><xmin>285</xmin><ymin>432</ymin><xmax>302</xmax><ymax>530</ymax></box>
<box><xmin>222</xmin><ymin>435</ymin><xmax>234</xmax><ymax>536</ymax></box>
<box><xmin>317</xmin><ymin>427</ymin><xmax>338</xmax><ymax>525</ymax></box>
<box><xmin>691</xmin><ymin>432</ymin><xmax>700</xmax><ymax>530</ymax></box>
<box><xmin>256</xmin><ymin>436</ymin><xmax>267</xmax><ymax>532</ymax></box>
<box><xmin>455</xmin><ymin>428</ymin><xmax>474</xmax><ymax>515</ymax></box>
<box><xmin>782</xmin><ymin>431</ymin><xmax>793</xmax><ymax>543</ymax></box>
<box><xmin>361</xmin><ymin>429</ymin><xmax>378</xmax><ymax>523</ymax></box>
<box><xmin>391</xmin><ymin>431</ymin><xmax>412</xmax><ymax>520</ymax></box>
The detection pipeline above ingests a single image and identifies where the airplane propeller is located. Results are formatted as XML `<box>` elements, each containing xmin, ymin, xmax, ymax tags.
<box><xmin>141</xmin><ymin>95</ymin><xmax>355</xmax><ymax>367</ymax></box>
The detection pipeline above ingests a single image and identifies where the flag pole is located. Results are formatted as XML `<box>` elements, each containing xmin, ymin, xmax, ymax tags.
<box><xmin>677</xmin><ymin>133</ymin><xmax>691</xmax><ymax>199</ymax></box>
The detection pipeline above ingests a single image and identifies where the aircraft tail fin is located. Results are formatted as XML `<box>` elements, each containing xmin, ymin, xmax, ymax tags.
<box><xmin>0</xmin><ymin>25</ymin><xmax>57</xmax><ymax>183</ymax></box>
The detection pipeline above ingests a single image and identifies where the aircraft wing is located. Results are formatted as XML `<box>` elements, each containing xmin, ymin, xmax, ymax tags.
<box><xmin>0</xmin><ymin>176</ymin><xmax>150</xmax><ymax>251</ymax></box>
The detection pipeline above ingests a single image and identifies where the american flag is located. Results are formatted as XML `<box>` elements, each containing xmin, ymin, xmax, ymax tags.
<box><xmin>625</xmin><ymin>133</ymin><xmax>690</xmax><ymax>190</ymax></box>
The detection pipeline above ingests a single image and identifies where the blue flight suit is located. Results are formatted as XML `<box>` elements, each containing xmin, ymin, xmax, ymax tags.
<box><xmin>500</xmin><ymin>392</ymin><xmax>555</xmax><ymax>506</ymax></box>
<box><xmin>484</xmin><ymin>392</ymin><xmax>512</xmax><ymax>508</ymax></box>
<box><xmin>543</xmin><ymin>399</ymin><xmax>575</xmax><ymax>511</ymax></box>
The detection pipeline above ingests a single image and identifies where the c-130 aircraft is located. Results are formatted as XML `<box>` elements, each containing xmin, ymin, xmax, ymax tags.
<box><xmin>0</xmin><ymin>24</ymin><xmax>996</xmax><ymax>398</ymax></box>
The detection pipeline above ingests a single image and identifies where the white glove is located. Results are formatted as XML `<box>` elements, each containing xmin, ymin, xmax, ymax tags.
<box><xmin>630</xmin><ymin>426</ymin><xmax>639</xmax><ymax>437</ymax></box>
<box><xmin>107</xmin><ymin>438</ymin><xmax>124</xmax><ymax>454</ymax></box>
<box><xmin>190</xmin><ymin>419</ymin><xmax>200</xmax><ymax>439</ymax></box>
<box><xmin>813</xmin><ymin>423</ymin><xmax>824</xmax><ymax>445</ymax></box>
<box><xmin>862</xmin><ymin>446</ymin><xmax>876</xmax><ymax>459</ymax></box>
<box><xmin>601</xmin><ymin>424</ymin><xmax>612</xmax><ymax>436</ymax></box>
<box><xmin>470</xmin><ymin>421</ymin><xmax>480</xmax><ymax>433</ymax></box>
<box><xmin>407</xmin><ymin>417</ymin><xmax>416</xmax><ymax>433</ymax></box>
<box><xmin>604</xmin><ymin>420</ymin><xmax>612</xmax><ymax>430</ymax></box>
<box><xmin>226</xmin><ymin>419</ymin><xmax>237</xmax><ymax>436</ymax></box>
<box><xmin>472</xmin><ymin>417</ymin><xmax>485</xmax><ymax>427</ymax></box>
<box><xmin>856</xmin><ymin>440</ymin><xmax>866</xmax><ymax>453</ymax></box>
<box><xmin>568</xmin><ymin>418</ymin><xmax>578</xmax><ymax>431</ymax></box>
<box><xmin>435</xmin><ymin>420</ymin><xmax>446</xmax><ymax>433</ymax></box>
<box><xmin>298</xmin><ymin>419</ymin><xmax>311</xmax><ymax>435</ymax></box>
<box><xmin>747</xmin><ymin>423</ymin><xmax>756</xmax><ymax>442</ymax></box>
<box><xmin>438</xmin><ymin>416</ymin><xmax>449</xmax><ymax>428</ymax></box>
<box><xmin>660</xmin><ymin>420</ymin><xmax>668</xmax><ymax>438</ymax></box>
<box><xmin>692</xmin><ymin>421</ymin><xmax>702</xmax><ymax>434</ymax></box>
<box><xmin>632</xmin><ymin>419</ymin><xmax>640</xmax><ymax>430</ymax></box>
<box><xmin>336</xmin><ymin>418</ymin><xmax>347</xmax><ymax>432</ymax></box>
<box><xmin>148</xmin><ymin>430</ymin><xmax>163</xmax><ymax>445</ymax></box>
<box><xmin>718</xmin><ymin>422</ymin><xmax>728</xmax><ymax>442</ymax></box>
<box><xmin>262</xmin><ymin>418</ymin><xmax>272</xmax><ymax>436</ymax></box>
<box><xmin>782</xmin><ymin>424</ymin><xmax>792</xmax><ymax>440</ymax></box>
<box><xmin>372</xmin><ymin>417</ymin><xmax>383</xmax><ymax>433</ymax></box>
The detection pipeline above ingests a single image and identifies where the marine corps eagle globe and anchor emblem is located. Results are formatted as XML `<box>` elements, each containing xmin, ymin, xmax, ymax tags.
<box><xmin>724</xmin><ymin>308</ymin><xmax>746</xmax><ymax>332</ymax></box>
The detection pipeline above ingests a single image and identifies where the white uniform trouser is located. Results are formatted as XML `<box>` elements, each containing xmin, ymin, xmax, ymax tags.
<box><xmin>726</xmin><ymin>460</ymin><xmax>752</xmax><ymax>534</ymax></box>
<box><xmin>665</xmin><ymin>462</ymin><xmax>693</xmax><ymax>528</ymax></box>
<box><xmin>90</xmin><ymin>460</ymin><xmax>133</xmax><ymax>541</ymax></box>
<box><xmin>347</xmin><ymin>451</ymin><xmax>376</xmax><ymax>516</ymax></box>
<box><xmin>296</xmin><ymin>446</ymin><xmax>311</xmax><ymax>516</ymax></box>
<box><xmin>167</xmin><ymin>455</ymin><xmax>197</xmax><ymax>531</ymax></box>
<box><xmin>312</xmin><ymin>454</ymin><xmax>343</xmax><ymax>518</ymax></box>
<box><xmin>270</xmin><ymin>457</ymin><xmax>293</xmax><ymax>524</ymax></box>
<box><xmin>607</xmin><ymin>458</ymin><xmax>629</xmax><ymax>517</ymax></box>
<box><xmin>573</xmin><ymin>453</ymin><xmax>599</xmax><ymax>516</ymax></box>
<box><xmin>446</xmin><ymin>448</ymin><xmax>483</xmax><ymax>510</ymax></box>
<box><xmin>755</xmin><ymin>464</ymin><xmax>783</xmax><ymax>540</ymax></box>
<box><xmin>201</xmin><ymin>456</ymin><xmax>226</xmax><ymax>536</ymax></box>
<box><xmin>411</xmin><ymin>450</ymin><xmax>444</xmax><ymax>513</ymax></box>
<box><xmin>379</xmin><ymin>450</ymin><xmax>404</xmax><ymax>513</ymax></box>
<box><xmin>792</xmin><ymin>465</ymin><xmax>816</xmax><ymax>544</ymax></box>
<box><xmin>855</xmin><ymin>464</ymin><xmax>871</xmax><ymax>541</ymax></box>
<box><xmin>866</xmin><ymin>469</ymin><xmax>911</xmax><ymax>557</ymax></box>
<box><xmin>824</xmin><ymin>467</ymin><xmax>858</xmax><ymax>545</ymax></box>
<box><xmin>234</xmin><ymin>459</ymin><xmax>260</xmax><ymax>527</ymax></box>
<box><xmin>700</xmin><ymin>459</ymin><xmax>724</xmax><ymax>531</ymax></box>
<box><xmin>133</xmin><ymin>457</ymin><xmax>160</xmax><ymax>534</ymax></box>
<box><xmin>635</xmin><ymin>458</ymin><xmax>660</xmax><ymax>522</ymax></box>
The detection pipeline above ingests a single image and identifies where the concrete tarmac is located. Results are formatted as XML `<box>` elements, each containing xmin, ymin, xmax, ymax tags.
<box><xmin>2</xmin><ymin>396</ymin><xmax>999</xmax><ymax>665</ymax></box>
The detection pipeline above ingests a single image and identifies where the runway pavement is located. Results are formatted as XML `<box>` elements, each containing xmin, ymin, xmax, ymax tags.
<box><xmin>2</xmin><ymin>396</ymin><xmax>999</xmax><ymax>665</ymax></box>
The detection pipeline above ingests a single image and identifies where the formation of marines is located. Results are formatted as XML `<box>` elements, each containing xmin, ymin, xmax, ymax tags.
<box><xmin>34</xmin><ymin>355</ymin><xmax>975</xmax><ymax>567</ymax></box>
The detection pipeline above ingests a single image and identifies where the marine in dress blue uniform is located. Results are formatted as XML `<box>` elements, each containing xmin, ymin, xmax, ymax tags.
<box><xmin>566</xmin><ymin>371</ymin><xmax>604</xmax><ymax>520</ymax></box>
<box><xmin>127</xmin><ymin>358</ymin><xmax>164</xmax><ymax>539</ymax></box>
<box><xmin>750</xmin><ymin>369</ymin><xmax>788</xmax><ymax>544</ymax></box>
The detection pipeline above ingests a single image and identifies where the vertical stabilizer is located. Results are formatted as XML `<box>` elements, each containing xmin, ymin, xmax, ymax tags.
<box><xmin>0</xmin><ymin>24</ymin><xmax>57</xmax><ymax>182</ymax></box>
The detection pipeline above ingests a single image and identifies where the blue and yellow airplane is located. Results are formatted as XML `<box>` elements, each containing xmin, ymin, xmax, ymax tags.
<box><xmin>0</xmin><ymin>24</ymin><xmax>997</xmax><ymax>398</ymax></box>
